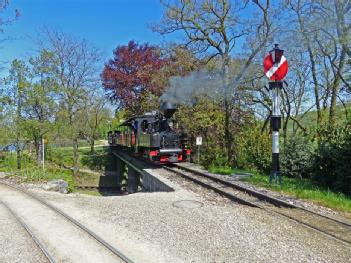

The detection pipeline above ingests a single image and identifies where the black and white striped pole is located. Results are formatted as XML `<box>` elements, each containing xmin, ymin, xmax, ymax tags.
<box><xmin>269</xmin><ymin>81</ymin><xmax>282</xmax><ymax>185</ymax></box>
<box><xmin>263</xmin><ymin>44</ymin><xmax>288</xmax><ymax>185</ymax></box>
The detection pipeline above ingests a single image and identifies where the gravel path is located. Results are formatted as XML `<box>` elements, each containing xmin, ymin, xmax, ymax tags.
<box><xmin>0</xmin><ymin>203</ymin><xmax>48</xmax><ymax>263</ymax></box>
<box><xmin>26</xmin><ymin>168</ymin><xmax>351</xmax><ymax>263</ymax></box>
<box><xmin>0</xmin><ymin>184</ymin><xmax>125</xmax><ymax>263</ymax></box>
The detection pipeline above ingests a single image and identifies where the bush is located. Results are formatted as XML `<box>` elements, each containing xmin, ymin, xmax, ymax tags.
<box><xmin>201</xmin><ymin>150</ymin><xmax>228</xmax><ymax>168</ymax></box>
<box><xmin>312</xmin><ymin>125</ymin><xmax>351</xmax><ymax>195</ymax></box>
<box><xmin>235</xmin><ymin>123</ymin><xmax>271</xmax><ymax>173</ymax></box>
<box><xmin>280</xmin><ymin>136</ymin><xmax>314</xmax><ymax>179</ymax></box>
<box><xmin>80</xmin><ymin>149</ymin><xmax>110</xmax><ymax>170</ymax></box>
<box><xmin>46</xmin><ymin>147</ymin><xmax>73</xmax><ymax>167</ymax></box>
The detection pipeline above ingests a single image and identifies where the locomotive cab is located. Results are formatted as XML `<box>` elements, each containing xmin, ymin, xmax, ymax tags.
<box><xmin>108</xmin><ymin>102</ymin><xmax>191</xmax><ymax>164</ymax></box>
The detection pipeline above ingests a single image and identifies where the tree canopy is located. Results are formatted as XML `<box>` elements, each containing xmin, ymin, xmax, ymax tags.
<box><xmin>101</xmin><ymin>41</ymin><xmax>167</xmax><ymax>110</ymax></box>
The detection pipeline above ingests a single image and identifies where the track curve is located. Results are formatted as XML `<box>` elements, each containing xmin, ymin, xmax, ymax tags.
<box><xmin>0</xmin><ymin>180</ymin><xmax>135</xmax><ymax>263</ymax></box>
<box><xmin>165</xmin><ymin>164</ymin><xmax>351</xmax><ymax>247</ymax></box>
<box><xmin>0</xmin><ymin>200</ymin><xmax>55</xmax><ymax>263</ymax></box>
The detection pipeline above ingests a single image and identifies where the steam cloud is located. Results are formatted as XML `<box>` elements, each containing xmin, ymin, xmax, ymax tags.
<box><xmin>160</xmin><ymin>69</ymin><xmax>224</xmax><ymax>105</ymax></box>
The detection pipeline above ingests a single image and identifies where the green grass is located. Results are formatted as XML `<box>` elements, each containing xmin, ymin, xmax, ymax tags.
<box><xmin>207</xmin><ymin>165</ymin><xmax>351</xmax><ymax>213</ymax></box>
<box><xmin>208</xmin><ymin>166</ymin><xmax>233</xmax><ymax>175</ymax></box>
<box><xmin>2</xmin><ymin>164</ymin><xmax>75</xmax><ymax>192</ymax></box>
<box><xmin>47</xmin><ymin>146</ymin><xmax>107</xmax><ymax>171</ymax></box>
<box><xmin>242</xmin><ymin>172</ymin><xmax>351</xmax><ymax>214</ymax></box>
<box><xmin>208</xmin><ymin>165</ymin><xmax>251</xmax><ymax>175</ymax></box>
<box><xmin>0</xmin><ymin>145</ymin><xmax>111</xmax><ymax>193</ymax></box>
<box><xmin>0</xmin><ymin>152</ymin><xmax>76</xmax><ymax>192</ymax></box>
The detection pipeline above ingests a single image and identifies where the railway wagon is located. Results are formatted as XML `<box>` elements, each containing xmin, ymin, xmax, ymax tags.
<box><xmin>108</xmin><ymin>102</ymin><xmax>191</xmax><ymax>164</ymax></box>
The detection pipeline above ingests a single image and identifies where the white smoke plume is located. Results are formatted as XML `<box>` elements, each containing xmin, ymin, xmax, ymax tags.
<box><xmin>160</xmin><ymin>69</ymin><xmax>224</xmax><ymax>105</ymax></box>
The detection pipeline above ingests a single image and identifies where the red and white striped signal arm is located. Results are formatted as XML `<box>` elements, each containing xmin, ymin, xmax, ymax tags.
<box><xmin>263</xmin><ymin>53</ymin><xmax>288</xmax><ymax>81</ymax></box>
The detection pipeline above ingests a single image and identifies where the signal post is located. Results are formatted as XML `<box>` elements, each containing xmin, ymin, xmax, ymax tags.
<box><xmin>263</xmin><ymin>44</ymin><xmax>288</xmax><ymax>185</ymax></box>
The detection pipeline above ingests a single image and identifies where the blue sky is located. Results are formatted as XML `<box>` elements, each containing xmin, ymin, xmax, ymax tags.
<box><xmin>1</xmin><ymin>0</ymin><xmax>180</xmax><ymax>72</ymax></box>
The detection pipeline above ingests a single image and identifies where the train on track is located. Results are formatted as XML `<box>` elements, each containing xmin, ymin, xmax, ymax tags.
<box><xmin>108</xmin><ymin>102</ymin><xmax>191</xmax><ymax>164</ymax></box>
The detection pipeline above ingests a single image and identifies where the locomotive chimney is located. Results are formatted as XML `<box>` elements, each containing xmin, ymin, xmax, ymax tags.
<box><xmin>160</xmin><ymin>101</ymin><xmax>177</xmax><ymax>118</ymax></box>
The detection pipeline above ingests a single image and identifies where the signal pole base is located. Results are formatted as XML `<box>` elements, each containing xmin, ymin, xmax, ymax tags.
<box><xmin>269</xmin><ymin>153</ymin><xmax>282</xmax><ymax>185</ymax></box>
<box><xmin>269</xmin><ymin>171</ymin><xmax>282</xmax><ymax>185</ymax></box>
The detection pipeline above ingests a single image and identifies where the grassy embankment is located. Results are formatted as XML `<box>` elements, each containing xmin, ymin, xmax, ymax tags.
<box><xmin>208</xmin><ymin>167</ymin><xmax>351</xmax><ymax>214</ymax></box>
<box><xmin>0</xmin><ymin>142</ymin><xmax>109</xmax><ymax>193</ymax></box>
<box><xmin>209</xmin><ymin>105</ymin><xmax>351</xmax><ymax>213</ymax></box>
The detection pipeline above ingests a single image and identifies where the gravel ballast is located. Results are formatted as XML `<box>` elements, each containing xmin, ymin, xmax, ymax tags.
<box><xmin>0</xmin><ymin>203</ymin><xmax>48</xmax><ymax>263</ymax></box>
<box><xmin>0</xmin><ymin>184</ymin><xmax>125</xmax><ymax>263</ymax></box>
<box><xmin>25</xmin><ymin>168</ymin><xmax>351</xmax><ymax>263</ymax></box>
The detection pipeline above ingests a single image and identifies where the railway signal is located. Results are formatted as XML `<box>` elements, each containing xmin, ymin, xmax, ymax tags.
<box><xmin>263</xmin><ymin>44</ymin><xmax>289</xmax><ymax>185</ymax></box>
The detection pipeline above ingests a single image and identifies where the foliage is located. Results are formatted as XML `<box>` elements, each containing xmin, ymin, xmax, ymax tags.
<box><xmin>0</xmin><ymin>152</ymin><xmax>75</xmax><ymax>192</ymax></box>
<box><xmin>0</xmin><ymin>152</ymin><xmax>34</xmax><ymax>172</ymax></box>
<box><xmin>235</xmin><ymin>122</ymin><xmax>271</xmax><ymax>173</ymax></box>
<box><xmin>312</xmin><ymin>125</ymin><xmax>351</xmax><ymax>195</ymax></box>
<box><xmin>280</xmin><ymin>136</ymin><xmax>314</xmax><ymax>179</ymax></box>
<box><xmin>80</xmin><ymin>148</ymin><xmax>110</xmax><ymax>171</ymax></box>
<box><xmin>46</xmin><ymin>147</ymin><xmax>74</xmax><ymax>168</ymax></box>
<box><xmin>155</xmin><ymin>0</ymin><xmax>274</xmax><ymax>164</ymax></box>
<box><xmin>175</xmin><ymin>98</ymin><xmax>225</xmax><ymax>167</ymax></box>
<box><xmin>101</xmin><ymin>40</ymin><xmax>167</xmax><ymax>112</ymax></box>
<box><xmin>83</xmin><ymin>96</ymin><xmax>112</xmax><ymax>152</ymax></box>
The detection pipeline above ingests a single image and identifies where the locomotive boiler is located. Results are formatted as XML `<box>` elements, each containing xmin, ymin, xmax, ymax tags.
<box><xmin>108</xmin><ymin>102</ymin><xmax>191</xmax><ymax>164</ymax></box>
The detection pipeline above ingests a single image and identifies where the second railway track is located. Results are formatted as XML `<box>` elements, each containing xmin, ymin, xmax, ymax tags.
<box><xmin>0</xmin><ymin>180</ymin><xmax>135</xmax><ymax>263</ymax></box>
<box><xmin>0</xmin><ymin>200</ymin><xmax>55</xmax><ymax>263</ymax></box>
<box><xmin>164</xmin><ymin>164</ymin><xmax>351</xmax><ymax>246</ymax></box>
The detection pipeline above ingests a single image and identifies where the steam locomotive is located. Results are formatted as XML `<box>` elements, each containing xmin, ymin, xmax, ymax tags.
<box><xmin>108</xmin><ymin>102</ymin><xmax>191</xmax><ymax>164</ymax></box>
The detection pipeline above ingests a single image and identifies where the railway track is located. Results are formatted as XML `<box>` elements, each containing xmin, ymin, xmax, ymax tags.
<box><xmin>0</xmin><ymin>180</ymin><xmax>135</xmax><ymax>263</ymax></box>
<box><xmin>0</xmin><ymin>200</ymin><xmax>55</xmax><ymax>263</ymax></box>
<box><xmin>164</xmin><ymin>164</ymin><xmax>351</xmax><ymax>246</ymax></box>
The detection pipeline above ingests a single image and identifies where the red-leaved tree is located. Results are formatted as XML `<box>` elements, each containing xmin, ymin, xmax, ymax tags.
<box><xmin>101</xmin><ymin>41</ymin><xmax>167</xmax><ymax>109</ymax></box>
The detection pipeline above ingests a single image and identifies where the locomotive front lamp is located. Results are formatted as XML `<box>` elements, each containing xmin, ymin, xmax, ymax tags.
<box><xmin>270</xmin><ymin>44</ymin><xmax>284</xmax><ymax>64</ymax></box>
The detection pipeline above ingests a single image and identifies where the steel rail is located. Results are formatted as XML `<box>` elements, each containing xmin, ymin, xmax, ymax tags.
<box><xmin>0</xmin><ymin>180</ymin><xmax>135</xmax><ymax>263</ymax></box>
<box><xmin>163</xmin><ymin>166</ymin><xmax>258</xmax><ymax>207</ymax></box>
<box><xmin>174</xmin><ymin>163</ymin><xmax>351</xmax><ymax>227</ymax></box>
<box><xmin>165</xmin><ymin>165</ymin><xmax>351</xmax><ymax>247</ymax></box>
<box><xmin>0</xmin><ymin>200</ymin><xmax>56</xmax><ymax>263</ymax></box>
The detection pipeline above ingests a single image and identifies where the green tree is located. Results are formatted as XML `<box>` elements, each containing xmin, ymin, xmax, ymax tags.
<box><xmin>3</xmin><ymin>59</ymin><xmax>30</xmax><ymax>169</ymax></box>
<box><xmin>176</xmin><ymin>98</ymin><xmax>225</xmax><ymax>166</ymax></box>
<box><xmin>154</xmin><ymin>0</ymin><xmax>273</xmax><ymax>165</ymax></box>
<box><xmin>21</xmin><ymin>49</ymin><xmax>58</xmax><ymax>166</ymax></box>
<box><xmin>83</xmin><ymin>95</ymin><xmax>112</xmax><ymax>153</ymax></box>
<box><xmin>44</xmin><ymin>29</ymin><xmax>101</xmax><ymax>176</ymax></box>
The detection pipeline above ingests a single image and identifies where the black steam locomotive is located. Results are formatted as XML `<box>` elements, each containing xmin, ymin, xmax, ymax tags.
<box><xmin>108</xmin><ymin>102</ymin><xmax>191</xmax><ymax>164</ymax></box>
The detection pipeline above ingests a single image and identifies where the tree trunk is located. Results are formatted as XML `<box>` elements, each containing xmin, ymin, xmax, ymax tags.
<box><xmin>297</xmin><ymin>7</ymin><xmax>322</xmax><ymax>129</ymax></box>
<box><xmin>224</xmin><ymin>101</ymin><xmax>232</xmax><ymax>163</ymax></box>
<box><xmin>308</xmin><ymin>46</ymin><xmax>322</xmax><ymax>129</ymax></box>
<box><xmin>34</xmin><ymin>138</ymin><xmax>40</xmax><ymax>165</ymax></box>
<box><xmin>16</xmin><ymin>84</ymin><xmax>22</xmax><ymax>170</ymax></box>
<box><xmin>329</xmin><ymin>47</ymin><xmax>346</xmax><ymax>125</ymax></box>
<box><xmin>16</xmin><ymin>135</ymin><xmax>21</xmax><ymax>170</ymax></box>
<box><xmin>221</xmin><ymin>55</ymin><xmax>233</xmax><ymax>166</ymax></box>
<box><xmin>39</xmin><ymin>136</ymin><xmax>44</xmax><ymax>167</ymax></box>
<box><xmin>90</xmin><ymin>138</ymin><xmax>95</xmax><ymax>153</ymax></box>
<box><xmin>72</xmin><ymin>137</ymin><xmax>79</xmax><ymax>176</ymax></box>
<box><xmin>281</xmin><ymin>87</ymin><xmax>291</xmax><ymax>145</ymax></box>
